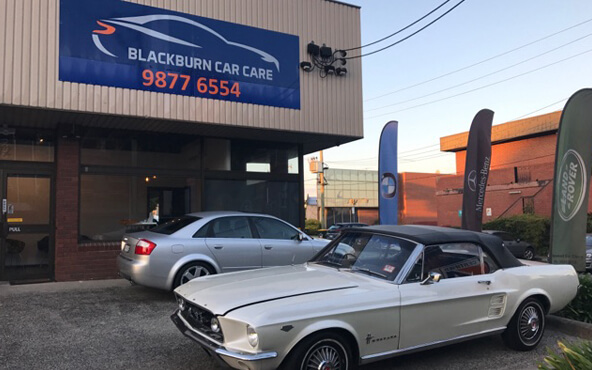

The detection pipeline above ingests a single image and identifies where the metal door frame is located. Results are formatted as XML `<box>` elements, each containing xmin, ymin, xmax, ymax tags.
<box><xmin>0</xmin><ymin>161</ymin><xmax>55</xmax><ymax>282</ymax></box>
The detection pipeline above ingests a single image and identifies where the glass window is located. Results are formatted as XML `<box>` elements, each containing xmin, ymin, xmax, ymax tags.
<box><xmin>80</xmin><ymin>175</ymin><xmax>197</xmax><ymax>242</ymax></box>
<box><xmin>252</xmin><ymin>217</ymin><xmax>298</xmax><ymax>240</ymax></box>
<box><xmin>151</xmin><ymin>216</ymin><xmax>201</xmax><ymax>235</ymax></box>
<box><xmin>313</xmin><ymin>232</ymin><xmax>417</xmax><ymax>281</ymax></box>
<box><xmin>230</xmin><ymin>141</ymin><xmax>299</xmax><ymax>174</ymax></box>
<box><xmin>422</xmin><ymin>243</ymin><xmax>486</xmax><ymax>280</ymax></box>
<box><xmin>0</xmin><ymin>127</ymin><xmax>54</xmax><ymax>162</ymax></box>
<box><xmin>80</xmin><ymin>128</ymin><xmax>201</xmax><ymax>170</ymax></box>
<box><xmin>204</xmin><ymin>179</ymin><xmax>299</xmax><ymax>227</ymax></box>
<box><xmin>208</xmin><ymin>217</ymin><xmax>252</xmax><ymax>238</ymax></box>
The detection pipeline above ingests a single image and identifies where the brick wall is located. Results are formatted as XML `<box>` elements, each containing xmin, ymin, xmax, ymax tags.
<box><xmin>54</xmin><ymin>137</ymin><xmax>119</xmax><ymax>281</ymax></box>
<box><xmin>438</xmin><ymin>132</ymin><xmax>592</xmax><ymax>226</ymax></box>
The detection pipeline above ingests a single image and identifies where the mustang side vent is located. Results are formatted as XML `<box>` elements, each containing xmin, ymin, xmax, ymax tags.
<box><xmin>488</xmin><ymin>294</ymin><xmax>507</xmax><ymax>318</ymax></box>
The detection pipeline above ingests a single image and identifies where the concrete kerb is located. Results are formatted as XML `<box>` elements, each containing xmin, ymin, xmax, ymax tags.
<box><xmin>547</xmin><ymin>315</ymin><xmax>592</xmax><ymax>341</ymax></box>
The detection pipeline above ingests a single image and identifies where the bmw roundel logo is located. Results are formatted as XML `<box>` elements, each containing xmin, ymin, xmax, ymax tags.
<box><xmin>381</xmin><ymin>173</ymin><xmax>397</xmax><ymax>199</ymax></box>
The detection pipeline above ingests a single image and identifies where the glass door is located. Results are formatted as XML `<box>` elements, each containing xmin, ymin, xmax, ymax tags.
<box><xmin>0</xmin><ymin>173</ymin><xmax>53</xmax><ymax>282</ymax></box>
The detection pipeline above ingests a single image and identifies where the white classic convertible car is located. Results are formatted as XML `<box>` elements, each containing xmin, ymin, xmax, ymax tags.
<box><xmin>171</xmin><ymin>225</ymin><xmax>579</xmax><ymax>370</ymax></box>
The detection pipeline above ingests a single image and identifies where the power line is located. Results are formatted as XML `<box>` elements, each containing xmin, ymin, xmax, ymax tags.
<box><xmin>364</xmin><ymin>17</ymin><xmax>592</xmax><ymax>102</ymax></box>
<box><xmin>366</xmin><ymin>48</ymin><xmax>592</xmax><ymax>120</ymax></box>
<box><xmin>343</xmin><ymin>0</ymin><xmax>452</xmax><ymax>52</ymax></box>
<box><xmin>511</xmin><ymin>98</ymin><xmax>567</xmax><ymax>120</ymax></box>
<box><xmin>365</xmin><ymin>32</ymin><xmax>592</xmax><ymax>113</ymax></box>
<box><xmin>346</xmin><ymin>0</ymin><xmax>467</xmax><ymax>60</ymax></box>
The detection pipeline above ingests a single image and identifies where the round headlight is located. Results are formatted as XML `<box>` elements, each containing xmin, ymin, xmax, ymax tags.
<box><xmin>177</xmin><ymin>297</ymin><xmax>187</xmax><ymax>311</ymax></box>
<box><xmin>247</xmin><ymin>325</ymin><xmax>259</xmax><ymax>348</ymax></box>
<box><xmin>211</xmin><ymin>317</ymin><xmax>220</xmax><ymax>333</ymax></box>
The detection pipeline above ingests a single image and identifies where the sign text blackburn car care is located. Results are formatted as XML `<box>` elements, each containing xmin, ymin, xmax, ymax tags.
<box><xmin>59</xmin><ymin>0</ymin><xmax>300</xmax><ymax>109</ymax></box>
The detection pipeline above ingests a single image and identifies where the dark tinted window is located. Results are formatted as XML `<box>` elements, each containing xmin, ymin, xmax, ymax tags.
<box><xmin>252</xmin><ymin>217</ymin><xmax>299</xmax><ymax>240</ymax></box>
<box><xmin>151</xmin><ymin>216</ymin><xmax>200</xmax><ymax>235</ymax></box>
<box><xmin>209</xmin><ymin>217</ymin><xmax>252</xmax><ymax>238</ymax></box>
<box><xmin>496</xmin><ymin>232</ymin><xmax>515</xmax><ymax>242</ymax></box>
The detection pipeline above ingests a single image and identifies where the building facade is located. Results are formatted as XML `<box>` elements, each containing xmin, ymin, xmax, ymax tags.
<box><xmin>0</xmin><ymin>0</ymin><xmax>362</xmax><ymax>283</ymax></box>
<box><xmin>436</xmin><ymin>111</ymin><xmax>581</xmax><ymax>227</ymax></box>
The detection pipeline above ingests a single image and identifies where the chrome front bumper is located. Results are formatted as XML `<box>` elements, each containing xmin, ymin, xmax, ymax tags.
<box><xmin>170</xmin><ymin>310</ymin><xmax>278</xmax><ymax>370</ymax></box>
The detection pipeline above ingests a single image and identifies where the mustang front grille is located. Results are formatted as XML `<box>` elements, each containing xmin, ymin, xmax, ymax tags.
<box><xmin>180</xmin><ymin>303</ymin><xmax>224</xmax><ymax>343</ymax></box>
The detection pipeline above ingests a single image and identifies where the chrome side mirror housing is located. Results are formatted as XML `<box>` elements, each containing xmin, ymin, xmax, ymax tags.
<box><xmin>421</xmin><ymin>271</ymin><xmax>442</xmax><ymax>285</ymax></box>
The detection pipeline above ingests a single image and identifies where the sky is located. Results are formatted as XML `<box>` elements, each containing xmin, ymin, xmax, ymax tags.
<box><xmin>304</xmin><ymin>0</ymin><xmax>592</xmax><ymax>195</ymax></box>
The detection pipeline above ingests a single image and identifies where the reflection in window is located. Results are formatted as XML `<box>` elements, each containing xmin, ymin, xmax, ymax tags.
<box><xmin>80</xmin><ymin>175</ymin><xmax>197</xmax><ymax>242</ymax></box>
<box><xmin>204</xmin><ymin>179</ymin><xmax>299</xmax><ymax>227</ymax></box>
<box><xmin>0</xmin><ymin>127</ymin><xmax>54</xmax><ymax>162</ymax></box>
<box><xmin>252</xmin><ymin>217</ymin><xmax>298</xmax><ymax>240</ymax></box>
<box><xmin>81</xmin><ymin>128</ymin><xmax>201</xmax><ymax>170</ymax></box>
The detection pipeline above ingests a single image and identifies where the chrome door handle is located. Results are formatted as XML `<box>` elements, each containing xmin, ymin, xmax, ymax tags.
<box><xmin>478</xmin><ymin>280</ymin><xmax>491</xmax><ymax>285</ymax></box>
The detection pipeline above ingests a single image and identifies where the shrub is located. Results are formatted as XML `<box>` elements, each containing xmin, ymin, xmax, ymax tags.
<box><xmin>538</xmin><ymin>340</ymin><xmax>592</xmax><ymax>370</ymax></box>
<box><xmin>304</xmin><ymin>219</ymin><xmax>322</xmax><ymax>236</ymax></box>
<box><xmin>556</xmin><ymin>273</ymin><xmax>592</xmax><ymax>324</ymax></box>
<box><xmin>483</xmin><ymin>214</ymin><xmax>550</xmax><ymax>257</ymax></box>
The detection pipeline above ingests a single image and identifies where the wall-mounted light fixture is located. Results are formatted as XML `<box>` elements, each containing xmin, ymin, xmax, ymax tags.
<box><xmin>300</xmin><ymin>41</ymin><xmax>348</xmax><ymax>78</ymax></box>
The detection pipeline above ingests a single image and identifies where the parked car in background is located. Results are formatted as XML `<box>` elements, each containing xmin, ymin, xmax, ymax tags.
<box><xmin>171</xmin><ymin>225</ymin><xmax>578</xmax><ymax>370</ymax></box>
<box><xmin>483</xmin><ymin>230</ymin><xmax>536</xmax><ymax>260</ymax></box>
<box><xmin>586</xmin><ymin>234</ymin><xmax>592</xmax><ymax>271</ymax></box>
<box><xmin>323</xmin><ymin>222</ymin><xmax>368</xmax><ymax>239</ymax></box>
<box><xmin>118</xmin><ymin>211</ymin><xmax>329</xmax><ymax>290</ymax></box>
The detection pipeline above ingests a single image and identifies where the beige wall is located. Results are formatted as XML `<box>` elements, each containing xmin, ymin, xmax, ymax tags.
<box><xmin>0</xmin><ymin>0</ymin><xmax>362</xmax><ymax>138</ymax></box>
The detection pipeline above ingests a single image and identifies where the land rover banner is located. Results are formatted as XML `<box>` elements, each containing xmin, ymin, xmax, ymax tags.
<box><xmin>550</xmin><ymin>88</ymin><xmax>592</xmax><ymax>271</ymax></box>
<box><xmin>379</xmin><ymin>121</ymin><xmax>399</xmax><ymax>225</ymax></box>
<box><xmin>461</xmin><ymin>109</ymin><xmax>494</xmax><ymax>231</ymax></box>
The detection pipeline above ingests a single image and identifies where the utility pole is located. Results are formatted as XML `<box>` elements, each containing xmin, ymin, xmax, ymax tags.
<box><xmin>319</xmin><ymin>150</ymin><xmax>326</xmax><ymax>229</ymax></box>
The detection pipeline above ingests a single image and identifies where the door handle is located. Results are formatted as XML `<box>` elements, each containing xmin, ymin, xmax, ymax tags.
<box><xmin>478</xmin><ymin>280</ymin><xmax>491</xmax><ymax>285</ymax></box>
<box><xmin>214</xmin><ymin>245</ymin><xmax>223</xmax><ymax>250</ymax></box>
<box><xmin>264</xmin><ymin>245</ymin><xmax>273</xmax><ymax>250</ymax></box>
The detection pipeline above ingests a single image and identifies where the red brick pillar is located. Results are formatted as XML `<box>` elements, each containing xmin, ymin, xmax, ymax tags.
<box><xmin>54</xmin><ymin>137</ymin><xmax>80</xmax><ymax>281</ymax></box>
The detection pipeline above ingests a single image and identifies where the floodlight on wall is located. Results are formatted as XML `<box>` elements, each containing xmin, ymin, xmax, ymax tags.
<box><xmin>300</xmin><ymin>41</ymin><xmax>348</xmax><ymax>78</ymax></box>
<box><xmin>300</xmin><ymin>61</ymin><xmax>313</xmax><ymax>72</ymax></box>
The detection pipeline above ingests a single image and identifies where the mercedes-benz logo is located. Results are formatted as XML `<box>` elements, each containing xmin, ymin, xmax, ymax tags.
<box><xmin>381</xmin><ymin>173</ymin><xmax>397</xmax><ymax>199</ymax></box>
<box><xmin>467</xmin><ymin>170</ymin><xmax>477</xmax><ymax>192</ymax></box>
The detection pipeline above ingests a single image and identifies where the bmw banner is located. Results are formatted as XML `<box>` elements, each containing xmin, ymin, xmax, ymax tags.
<box><xmin>59</xmin><ymin>0</ymin><xmax>300</xmax><ymax>109</ymax></box>
<box><xmin>379</xmin><ymin>121</ymin><xmax>399</xmax><ymax>225</ymax></box>
<box><xmin>461</xmin><ymin>109</ymin><xmax>493</xmax><ymax>231</ymax></box>
<box><xmin>550</xmin><ymin>88</ymin><xmax>592</xmax><ymax>271</ymax></box>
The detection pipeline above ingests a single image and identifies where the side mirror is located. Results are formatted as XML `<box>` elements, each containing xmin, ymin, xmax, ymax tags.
<box><xmin>421</xmin><ymin>271</ymin><xmax>442</xmax><ymax>285</ymax></box>
<box><xmin>516</xmin><ymin>238</ymin><xmax>521</xmax><ymax>242</ymax></box>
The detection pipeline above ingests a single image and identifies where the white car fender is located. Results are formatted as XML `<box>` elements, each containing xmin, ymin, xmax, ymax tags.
<box><xmin>166</xmin><ymin>253</ymin><xmax>222</xmax><ymax>288</ymax></box>
<box><xmin>281</xmin><ymin>318</ymin><xmax>360</xmax><ymax>358</ymax></box>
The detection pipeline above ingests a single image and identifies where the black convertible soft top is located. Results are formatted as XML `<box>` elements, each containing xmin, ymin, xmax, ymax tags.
<box><xmin>347</xmin><ymin>225</ymin><xmax>523</xmax><ymax>269</ymax></box>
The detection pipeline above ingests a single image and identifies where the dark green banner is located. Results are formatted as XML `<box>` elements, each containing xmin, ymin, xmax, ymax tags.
<box><xmin>550</xmin><ymin>88</ymin><xmax>592</xmax><ymax>271</ymax></box>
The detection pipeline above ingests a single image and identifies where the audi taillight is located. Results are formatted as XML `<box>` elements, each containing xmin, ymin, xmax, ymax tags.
<box><xmin>135</xmin><ymin>239</ymin><xmax>157</xmax><ymax>255</ymax></box>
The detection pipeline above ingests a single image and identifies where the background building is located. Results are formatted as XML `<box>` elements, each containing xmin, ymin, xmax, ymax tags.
<box><xmin>0</xmin><ymin>0</ymin><xmax>363</xmax><ymax>283</ymax></box>
<box><xmin>437</xmin><ymin>111</ymin><xmax>570</xmax><ymax>226</ymax></box>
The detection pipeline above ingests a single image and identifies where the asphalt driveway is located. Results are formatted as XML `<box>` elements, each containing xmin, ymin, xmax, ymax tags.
<box><xmin>0</xmin><ymin>279</ymin><xmax>580</xmax><ymax>370</ymax></box>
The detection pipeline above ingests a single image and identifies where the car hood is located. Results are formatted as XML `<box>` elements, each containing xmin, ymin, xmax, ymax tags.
<box><xmin>174</xmin><ymin>264</ymin><xmax>358</xmax><ymax>315</ymax></box>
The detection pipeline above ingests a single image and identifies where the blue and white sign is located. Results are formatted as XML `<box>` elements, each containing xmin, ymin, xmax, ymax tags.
<box><xmin>59</xmin><ymin>0</ymin><xmax>300</xmax><ymax>109</ymax></box>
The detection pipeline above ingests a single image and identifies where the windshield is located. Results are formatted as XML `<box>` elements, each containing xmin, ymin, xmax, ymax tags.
<box><xmin>150</xmin><ymin>216</ymin><xmax>201</xmax><ymax>235</ymax></box>
<box><xmin>312</xmin><ymin>231</ymin><xmax>418</xmax><ymax>281</ymax></box>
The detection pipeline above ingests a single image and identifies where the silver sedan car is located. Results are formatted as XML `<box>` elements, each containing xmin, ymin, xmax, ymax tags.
<box><xmin>118</xmin><ymin>211</ymin><xmax>328</xmax><ymax>290</ymax></box>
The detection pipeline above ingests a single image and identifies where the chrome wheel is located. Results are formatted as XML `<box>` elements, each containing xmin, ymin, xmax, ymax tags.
<box><xmin>519</xmin><ymin>305</ymin><xmax>540</xmax><ymax>343</ymax></box>
<box><xmin>301</xmin><ymin>339</ymin><xmax>347</xmax><ymax>370</ymax></box>
<box><xmin>180</xmin><ymin>265</ymin><xmax>211</xmax><ymax>285</ymax></box>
